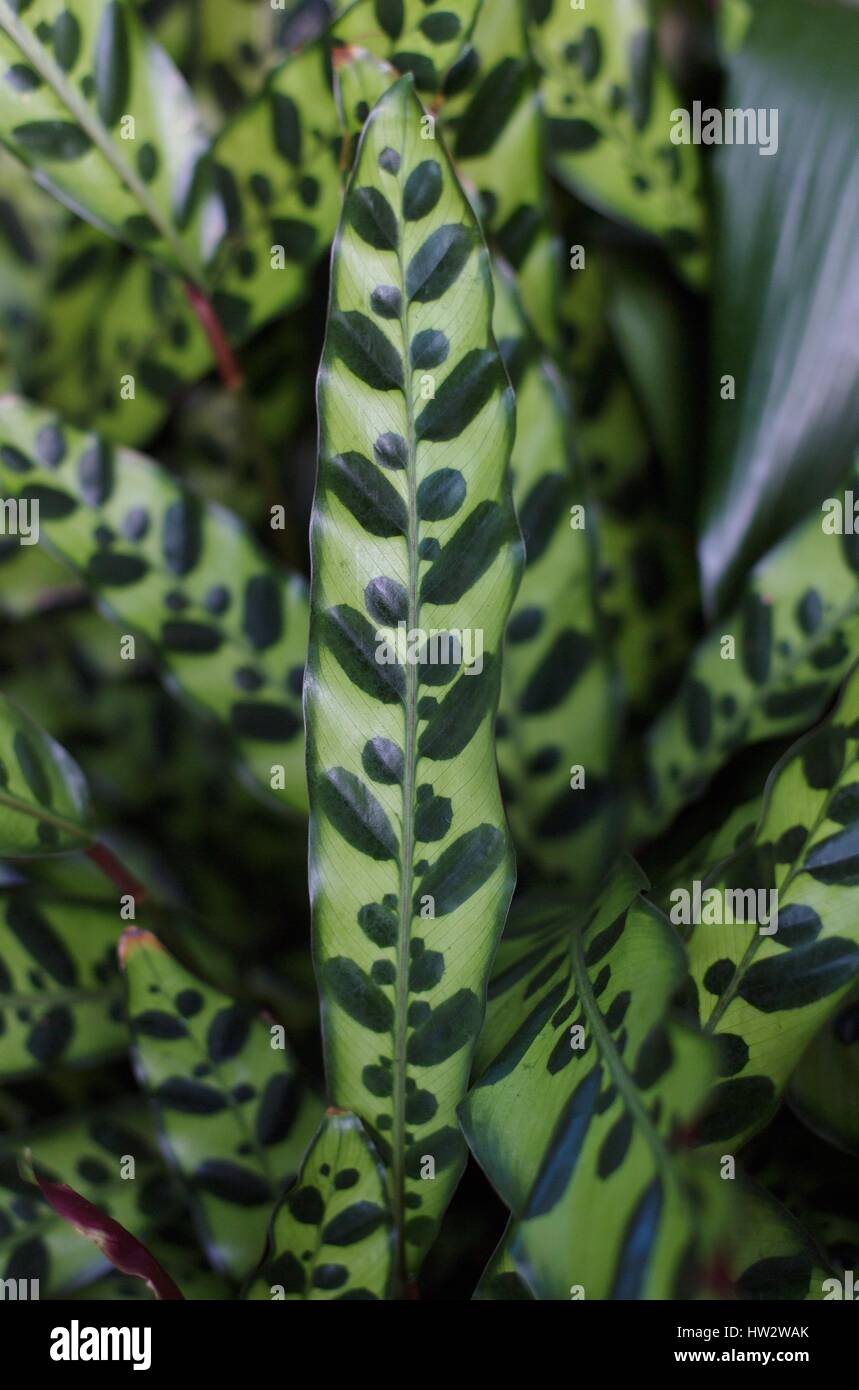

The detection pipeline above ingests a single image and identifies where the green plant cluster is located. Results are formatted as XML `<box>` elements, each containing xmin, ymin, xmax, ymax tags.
<box><xmin>0</xmin><ymin>0</ymin><xmax>857</xmax><ymax>1302</ymax></box>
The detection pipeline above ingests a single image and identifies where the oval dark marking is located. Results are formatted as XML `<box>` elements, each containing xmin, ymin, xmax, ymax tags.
<box><xmin>365</xmin><ymin>575</ymin><xmax>408</xmax><ymax>627</ymax></box>
<box><xmin>193</xmin><ymin>1159</ymin><xmax>270</xmax><ymax>1206</ymax></box>
<box><xmin>362</xmin><ymin>737</ymin><xmax>404</xmax><ymax>786</ymax></box>
<box><xmin>403</xmin><ymin>160</ymin><xmax>442</xmax><ymax>221</ymax></box>
<box><xmin>243</xmin><ymin>575</ymin><xmax>282</xmax><ymax>650</ymax></box>
<box><xmin>406</xmin><ymin>225</ymin><xmax>471</xmax><ymax>302</ymax></box>
<box><xmin>350</xmin><ymin>187</ymin><xmax>398</xmax><ymax>251</ymax></box>
<box><xmin>95</xmin><ymin>2</ymin><xmax>131</xmax><ymax>127</ymax></box>
<box><xmin>322</xmin><ymin>957</ymin><xmax>394</xmax><ymax>1032</ymax></box>
<box><xmin>319</xmin><ymin>768</ymin><xmax>398</xmax><ymax>861</ymax></box>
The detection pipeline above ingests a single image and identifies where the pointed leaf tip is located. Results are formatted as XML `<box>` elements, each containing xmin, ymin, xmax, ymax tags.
<box><xmin>31</xmin><ymin>1171</ymin><xmax>184</xmax><ymax>1300</ymax></box>
<box><xmin>119</xmin><ymin>927</ymin><xmax>164</xmax><ymax>970</ymax></box>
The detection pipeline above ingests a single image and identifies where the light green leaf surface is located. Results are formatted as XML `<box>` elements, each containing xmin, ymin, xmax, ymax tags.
<box><xmin>0</xmin><ymin>396</ymin><xmax>309</xmax><ymax>813</ymax></box>
<box><xmin>463</xmin><ymin>858</ymin><xmax>720</xmax><ymax>1300</ymax></box>
<box><xmin>440</xmin><ymin>0</ymin><xmax>559</xmax><ymax>346</ymax></box>
<box><xmin>308</xmin><ymin>75</ymin><xmax>522</xmax><ymax>1284</ymax></box>
<box><xmin>530</xmin><ymin>0</ymin><xmax>707</xmax><ymax>285</ymax></box>
<box><xmin>245</xmin><ymin>1107</ymin><xmax>393</xmax><ymax>1300</ymax></box>
<box><xmin>687</xmin><ymin>665</ymin><xmax>859</xmax><ymax>1149</ymax></box>
<box><xmin>0</xmin><ymin>0</ymin><xmax>210</xmax><ymax>277</ymax></box>
<box><xmin>0</xmin><ymin>887</ymin><xmax>124</xmax><ymax>1078</ymax></box>
<box><xmin>332</xmin><ymin>0</ymin><xmax>479</xmax><ymax>94</ymax></box>
<box><xmin>123</xmin><ymin>928</ymin><xmax>321</xmax><ymax>1281</ymax></box>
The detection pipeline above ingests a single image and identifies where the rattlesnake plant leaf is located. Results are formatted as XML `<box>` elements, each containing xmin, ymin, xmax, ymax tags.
<box><xmin>462</xmin><ymin>858</ymin><xmax>721</xmax><ymax>1300</ymax></box>
<box><xmin>439</xmin><ymin>0</ymin><xmax>559</xmax><ymax>348</ymax></box>
<box><xmin>334</xmin><ymin>14</ymin><xmax>560</xmax><ymax>348</ymax></box>
<box><xmin>0</xmin><ymin>692</ymin><xmax>93</xmax><ymax>855</ymax></box>
<box><xmin>472</xmin><ymin>1225</ymin><xmax>534</xmax><ymax>1300</ymax></box>
<box><xmin>0</xmin><ymin>0</ymin><xmax>211</xmax><ymax>279</ymax></box>
<box><xmin>0</xmin><ymin>396</ymin><xmax>310</xmax><ymax>814</ymax></box>
<box><xmin>700</xmin><ymin>0</ymin><xmax>859</xmax><ymax>611</ymax></box>
<box><xmin>0</xmin><ymin>1099</ymin><xmax>183</xmax><ymax>1295</ymax></box>
<box><xmin>634</xmin><ymin>461</ymin><xmax>859</xmax><ymax>843</ymax></box>
<box><xmin>788</xmin><ymin>989</ymin><xmax>859</xmax><ymax>1156</ymax></box>
<box><xmin>529</xmin><ymin>0</ymin><xmax>707</xmax><ymax>286</ymax></box>
<box><xmin>560</xmin><ymin>261</ymin><xmax>699</xmax><ymax>720</ymax></box>
<box><xmin>245</xmin><ymin>1107</ymin><xmax>393</xmax><ymax>1300</ymax></box>
<box><xmin>473</xmin><ymin>883</ymin><xmax>591</xmax><ymax>1078</ymax></box>
<box><xmin>687</xmin><ymin>664</ymin><xmax>859</xmax><ymax>1150</ymax></box>
<box><xmin>333</xmin><ymin>43</ymin><xmax>397</xmax><ymax>151</ymax></box>
<box><xmin>492</xmin><ymin>264</ymin><xmax>620</xmax><ymax>890</ymax></box>
<box><xmin>308</xmin><ymin>75</ymin><xmax>522</xmax><ymax>1284</ymax></box>
<box><xmin>191</xmin><ymin>0</ymin><xmax>333</xmax><ymax>119</ymax></box>
<box><xmin>331</xmin><ymin>0</ymin><xmax>480</xmax><ymax>94</ymax></box>
<box><xmin>199</xmin><ymin>41</ymin><xmax>342</xmax><ymax>342</ymax></box>
<box><xmin>21</xmin><ymin>42</ymin><xmax>342</xmax><ymax>447</ymax></box>
<box><xmin>122</xmin><ymin>929</ymin><xmax>321</xmax><ymax>1281</ymax></box>
<box><xmin>0</xmin><ymin>888</ymin><xmax>124</xmax><ymax>1078</ymax></box>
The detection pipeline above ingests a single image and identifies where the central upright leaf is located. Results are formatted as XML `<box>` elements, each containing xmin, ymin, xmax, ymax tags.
<box><xmin>308</xmin><ymin>75</ymin><xmax>522</xmax><ymax>1286</ymax></box>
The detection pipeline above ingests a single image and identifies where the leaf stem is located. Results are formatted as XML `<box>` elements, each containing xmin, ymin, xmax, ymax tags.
<box><xmin>85</xmin><ymin>841</ymin><xmax>148</xmax><ymax>905</ymax></box>
<box><xmin>183</xmin><ymin>283</ymin><xmax>245</xmax><ymax>391</ymax></box>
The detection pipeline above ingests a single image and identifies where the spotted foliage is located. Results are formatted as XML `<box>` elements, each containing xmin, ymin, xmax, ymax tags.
<box><xmin>462</xmin><ymin>857</ymin><xmax>720</xmax><ymax>1300</ymax></box>
<box><xmin>245</xmin><ymin>1108</ymin><xmax>393</xmax><ymax>1300</ymax></box>
<box><xmin>308</xmin><ymin>76</ymin><xmax>522</xmax><ymax>1283</ymax></box>
<box><xmin>0</xmin><ymin>0</ymin><xmax>211</xmax><ymax>277</ymax></box>
<box><xmin>0</xmin><ymin>1100</ymin><xmax>183</xmax><ymax>1295</ymax></box>
<box><xmin>687</xmin><ymin>664</ymin><xmax>859</xmax><ymax>1149</ymax></box>
<box><xmin>0</xmin><ymin>888</ymin><xmax>124</xmax><ymax>1076</ymax></box>
<box><xmin>493</xmin><ymin>264</ymin><xmax>620</xmax><ymax>889</ymax></box>
<box><xmin>190</xmin><ymin>0</ymin><xmax>333</xmax><ymax>118</ymax></box>
<box><xmin>528</xmin><ymin>0</ymin><xmax>707</xmax><ymax>285</ymax></box>
<box><xmin>439</xmin><ymin>0</ymin><xmax>558</xmax><ymax>346</ymax></box>
<box><xmin>0</xmin><ymin>397</ymin><xmax>310</xmax><ymax>813</ymax></box>
<box><xmin>0</xmin><ymin>691</ymin><xmax>93</xmax><ymax>855</ymax></box>
<box><xmin>332</xmin><ymin>0</ymin><xmax>479</xmax><ymax>94</ymax></box>
<box><xmin>122</xmin><ymin>929</ymin><xmax>321</xmax><ymax>1281</ymax></box>
<box><xmin>636</xmin><ymin>465</ymin><xmax>859</xmax><ymax>842</ymax></box>
<box><xmin>4</xmin><ymin>37</ymin><xmax>340</xmax><ymax>446</ymax></box>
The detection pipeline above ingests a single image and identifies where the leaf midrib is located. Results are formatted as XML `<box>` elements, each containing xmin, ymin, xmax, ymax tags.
<box><xmin>0</xmin><ymin>786</ymin><xmax>91</xmax><ymax>845</ymax></box>
<box><xmin>571</xmin><ymin>918</ymin><xmax>675</xmax><ymax>1184</ymax></box>
<box><xmin>702</xmin><ymin>740</ymin><xmax>856</xmax><ymax>1034</ymax></box>
<box><xmin>0</xmin><ymin>1</ymin><xmax>203</xmax><ymax>282</ymax></box>
<box><xmin>391</xmin><ymin>202</ymin><xmax>419</xmax><ymax>1298</ymax></box>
